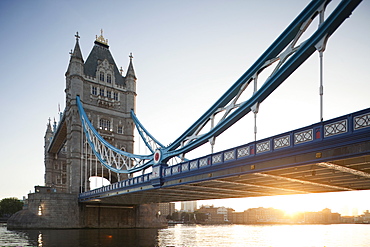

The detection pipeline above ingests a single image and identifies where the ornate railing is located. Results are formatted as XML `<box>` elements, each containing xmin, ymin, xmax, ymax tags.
<box><xmin>79</xmin><ymin>108</ymin><xmax>370</xmax><ymax>200</ymax></box>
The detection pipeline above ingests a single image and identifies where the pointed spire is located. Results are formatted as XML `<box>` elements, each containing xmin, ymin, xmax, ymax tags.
<box><xmin>53</xmin><ymin>117</ymin><xmax>57</xmax><ymax>132</ymax></box>
<box><xmin>44</xmin><ymin>118</ymin><xmax>54</xmax><ymax>145</ymax></box>
<box><xmin>46</xmin><ymin>118</ymin><xmax>53</xmax><ymax>134</ymax></box>
<box><xmin>126</xmin><ymin>53</ymin><xmax>136</xmax><ymax>79</ymax></box>
<box><xmin>71</xmin><ymin>32</ymin><xmax>83</xmax><ymax>61</ymax></box>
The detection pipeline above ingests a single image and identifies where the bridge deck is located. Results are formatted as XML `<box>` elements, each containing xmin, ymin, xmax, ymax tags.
<box><xmin>79</xmin><ymin>108</ymin><xmax>370</xmax><ymax>205</ymax></box>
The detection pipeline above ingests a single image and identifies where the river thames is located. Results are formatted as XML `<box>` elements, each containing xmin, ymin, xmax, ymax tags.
<box><xmin>1</xmin><ymin>223</ymin><xmax>369</xmax><ymax>246</ymax></box>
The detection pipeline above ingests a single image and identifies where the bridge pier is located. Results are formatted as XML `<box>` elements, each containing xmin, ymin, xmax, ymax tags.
<box><xmin>7</xmin><ymin>187</ymin><xmax>166</xmax><ymax>229</ymax></box>
<box><xmin>80</xmin><ymin>203</ymin><xmax>166</xmax><ymax>228</ymax></box>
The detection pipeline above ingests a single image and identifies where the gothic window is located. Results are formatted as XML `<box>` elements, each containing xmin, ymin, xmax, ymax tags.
<box><xmin>107</xmin><ymin>91</ymin><xmax>112</xmax><ymax>98</ymax></box>
<box><xmin>100</xmin><ymin>72</ymin><xmax>104</xmax><ymax>81</ymax></box>
<box><xmin>114</xmin><ymin>92</ymin><xmax>118</xmax><ymax>100</ymax></box>
<box><xmin>99</xmin><ymin>88</ymin><xmax>104</xmax><ymax>96</ymax></box>
<box><xmin>92</xmin><ymin>86</ymin><xmax>97</xmax><ymax>95</ymax></box>
<box><xmin>107</xmin><ymin>74</ymin><xmax>112</xmax><ymax>83</ymax></box>
<box><xmin>99</xmin><ymin>118</ymin><xmax>111</xmax><ymax>131</ymax></box>
<box><xmin>117</xmin><ymin>126</ymin><xmax>123</xmax><ymax>134</ymax></box>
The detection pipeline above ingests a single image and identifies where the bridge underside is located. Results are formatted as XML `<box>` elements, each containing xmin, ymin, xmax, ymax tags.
<box><xmin>81</xmin><ymin>138</ymin><xmax>370</xmax><ymax>205</ymax></box>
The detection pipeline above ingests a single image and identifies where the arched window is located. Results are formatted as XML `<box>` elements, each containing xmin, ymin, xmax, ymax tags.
<box><xmin>100</xmin><ymin>72</ymin><xmax>104</xmax><ymax>81</ymax></box>
<box><xmin>99</xmin><ymin>118</ymin><xmax>111</xmax><ymax>131</ymax></box>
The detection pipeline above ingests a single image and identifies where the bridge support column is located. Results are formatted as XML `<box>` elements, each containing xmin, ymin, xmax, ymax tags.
<box><xmin>80</xmin><ymin>203</ymin><xmax>167</xmax><ymax>228</ymax></box>
<box><xmin>8</xmin><ymin>189</ymin><xmax>167</xmax><ymax>229</ymax></box>
<box><xmin>7</xmin><ymin>188</ymin><xmax>80</xmax><ymax>229</ymax></box>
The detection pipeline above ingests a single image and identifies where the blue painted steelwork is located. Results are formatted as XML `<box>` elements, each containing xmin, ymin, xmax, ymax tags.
<box><xmin>79</xmin><ymin>107</ymin><xmax>370</xmax><ymax>201</ymax></box>
<box><xmin>131</xmin><ymin>109</ymin><xmax>165</xmax><ymax>153</ymax></box>
<box><xmin>76</xmin><ymin>96</ymin><xmax>154</xmax><ymax>173</ymax></box>
<box><xmin>160</xmin><ymin>0</ymin><xmax>362</xmax><ymax>162</ymax></box>
<box><xmin>77</xmin><ymin>0</ymin><xmax>362</xmax><ymax>173</ymax></box>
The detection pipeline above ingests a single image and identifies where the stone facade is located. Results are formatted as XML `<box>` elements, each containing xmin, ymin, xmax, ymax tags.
<box><xmin>44</xmin><ymin>32</ymin><xmax>137</xmax><ymax>194</ymax></box>
<box><xmin>197</xmin><ymin>205</ymin><xmax>234</xmax><ymax>224</ymax></box>
<box><xmin>8</xmin><ymin>188</ymin><xmax>79</xmax><ymax>229</ymax></box>
<box><xmin>8</xmin><ymin>33</ymin><xmax>167</xmax><ymax>229</ymax></box>
<box><xmin>8</xmin><ymin>187</ymin><xmax>166</xmax><ymax>229</ymax></box>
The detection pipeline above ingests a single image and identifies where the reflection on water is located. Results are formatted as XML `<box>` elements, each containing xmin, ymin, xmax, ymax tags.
<box><xmin>1</xmin><ymin>223</ymin><xmax>370</xmax><ymax>246</ymax></box>
<box><xmin>37</xmin><ymin>233</ymin><xmax>42</xmax><ymax>247</ymax></box>
<box><xmin>0</xmin><ymin>224</ymin><xmax>158</xmax><ymax>247</ymax></box>
<box><xmin>158</xmin><ymin>224</ymin><xmax>370</xmax><ymax>247</ymax></box>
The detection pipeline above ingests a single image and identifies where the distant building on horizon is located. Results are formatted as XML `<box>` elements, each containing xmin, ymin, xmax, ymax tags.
<box><xmin>230</xmin><ymin>207</ymin><xmax>345</xmax><ymax>224</ymax></box>
<box><xmin>181</xmin><ymin>201</ymin><xmax>197</xmax><ymax>212</ymax></box>
<box><xmin>193</xmin><ymin>205</ymin><xmax>370</xmax><ymax>224</ymax></box>
<box><xmin>197</xmin><ymin>205</ymin><xmax>234</xmax><ymax>224</ymax></box>
<box><xmin>356</xmin><ymin>210</ymin><xmax>370</xmax><ymax>223</ymax></box>
<box><xmin>243</xmin><ymin>207</ymin><xmax>285</xmax><ymax>224</ymax></box>
<box><xmin>304</xmin><ymin>208</ymin><xmax>341</xmax><ymax>224</ymax></box>
<box><xmin>158</xmin><ymin>203</ymin><xmax>176</xmax><ymax>217</ymax></box>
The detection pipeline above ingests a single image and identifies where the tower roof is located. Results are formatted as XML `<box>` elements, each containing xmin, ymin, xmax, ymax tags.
<box><xmin>72</xmin><ymin>32</ymin><xmax>83</xmax><ymax>61</ymax></box>
<box><xmin>84</xmin><ymin>31</ymin><xmax>125</xmax><ymax>86</ymax></box>
<box><xmin>126</xmin><ymin>53</ymin><xmax>137</xmax><ymax>79</ymax></box>
<box><xmin>46</xmin><ymin>118</ymin><xmax>53</xmax><ymax>133</ymax></box>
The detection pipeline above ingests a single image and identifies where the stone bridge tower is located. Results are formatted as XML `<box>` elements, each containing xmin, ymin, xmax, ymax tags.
<box><xmin>44</xmin><ymin>31</ymin><xmax>137</xmax><ymax>194</ymax></box>
<box><xmin>8</xmin><ymin>32</ymin><xmax>165</xmax><ymax>229</ymax></box>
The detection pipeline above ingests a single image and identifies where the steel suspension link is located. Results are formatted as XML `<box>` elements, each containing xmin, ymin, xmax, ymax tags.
<box><xmin>76</xmin><ymin>96</ymin><xmax>153</xmax><ymax>173</ymax></box>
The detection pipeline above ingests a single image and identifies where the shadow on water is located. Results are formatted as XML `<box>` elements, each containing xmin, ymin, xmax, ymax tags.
<box><xmin>13</xmin><ymin>227</ymin><xmax>159</xmax><ymax>247</ymax></box>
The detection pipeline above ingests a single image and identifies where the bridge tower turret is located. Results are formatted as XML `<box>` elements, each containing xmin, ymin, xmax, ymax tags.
<box><xmin>64</xmin><ymin>32</ymin><xmax>85</xmax><ymax>194</ymax></box>
<box><xmin>42</xmin><ymin>31</ymin><xmax>138</xmax><ymax>194</ymax></box>
<box><xmin>9</xmin><ymin>31</ymin><xmax>161</xmax><ymax>229</ymax></box>
<box><xmin>62</xmin><ymin>30</ymin><xmax>136</xmax><ymax>193</ymax></box>
<box><xmin>44</xmin><ymin>119</ymin><xmax>54</xmax><ymax>188</ymax></box>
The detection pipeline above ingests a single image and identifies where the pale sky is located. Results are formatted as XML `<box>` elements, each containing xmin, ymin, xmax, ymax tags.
<box><xmin>0</xmin><ymin>0</ymin><xmax>369</xmax><ymax>215</ymax></box>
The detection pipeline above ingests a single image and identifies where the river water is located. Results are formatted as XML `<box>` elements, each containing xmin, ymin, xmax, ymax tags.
<box><xmin>1</xmin><ymin>223</ymin><xmax>369</xmax><ymax>247</ymax></box>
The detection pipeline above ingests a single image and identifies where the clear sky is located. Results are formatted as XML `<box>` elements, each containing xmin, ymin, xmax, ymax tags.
<box><xmin>0</xmin><ymin>0</ymin><xmax>369</xmax><ymax>215</ymax></box>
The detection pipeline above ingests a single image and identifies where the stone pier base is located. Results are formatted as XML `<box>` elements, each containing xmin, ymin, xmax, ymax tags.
<box><xmin>7</xmin><ymin>192</ymin><xmax>167</xmax><ymax>229</ymax></box>
<box><xmin>8</xmin><ymin>192</ymin><xmax>79</xmax><ymax>229</ymax></box>
<box><xmin>80</xmin><ymin>203</ymin><xmax>166</xmax><ymax>228</ymax></box>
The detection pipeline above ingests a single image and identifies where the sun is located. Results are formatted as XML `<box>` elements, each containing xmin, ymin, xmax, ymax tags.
<box><xmin>270</xmin><ymin>194</ymin><xmax>327</xmax><ymax>215</ymax></box>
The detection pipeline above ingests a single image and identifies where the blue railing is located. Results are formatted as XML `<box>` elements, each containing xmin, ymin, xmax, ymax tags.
<box><xmin>79</xmin><ymin>108</ymin><xmax>370</xmax><ymax>200</ymax></box>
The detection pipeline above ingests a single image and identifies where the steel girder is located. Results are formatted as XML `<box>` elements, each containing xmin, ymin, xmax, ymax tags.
<box><xmin>138</xmin><ymin>0</ymin><xmax>363</xmax><ymax>164</ymax></box>
<box><xmin>78</xmin><ymin>0</ymin><xmax>362</xmax><ymax>173</ymax></box>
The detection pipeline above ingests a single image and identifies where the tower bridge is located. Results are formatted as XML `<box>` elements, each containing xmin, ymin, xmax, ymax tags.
<box><xmin>8</xmin><ymin>0</ymin><xmax>369</xmax><ymax>229</ymax></box>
